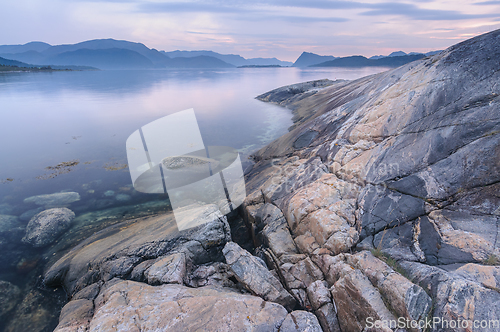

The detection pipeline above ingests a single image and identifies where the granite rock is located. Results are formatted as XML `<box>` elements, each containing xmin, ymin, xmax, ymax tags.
<box><xmin>22</xmin><ymin>208</ymin><xmax>75</xmax><ymax>247</ymax></box>
<box><xmin>54</xmin><ymin>280</ymin><xmax>291</xmax><ymax>332</ymax></box>
<box><xmin>223</xmin><ymin>241</ymin><xmax>296</xmax><ymax>311</ymax></box>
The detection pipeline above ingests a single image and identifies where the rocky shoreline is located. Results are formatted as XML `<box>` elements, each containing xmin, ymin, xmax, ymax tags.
<box><xmin>5</xmin><ymin>29</ymin><xmax>498</xmax><ymax>332</ymax></box>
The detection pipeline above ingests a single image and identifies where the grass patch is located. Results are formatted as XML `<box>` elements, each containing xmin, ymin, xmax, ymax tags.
<box><xmin>483</xmin><ymin>254</ymin><xmax>500</xmax><ymax>266</ymax></box>
<box><xmin>371</xmin><ymin>247</ymin><xmax>411</xmax><ymax>280</ymax></box>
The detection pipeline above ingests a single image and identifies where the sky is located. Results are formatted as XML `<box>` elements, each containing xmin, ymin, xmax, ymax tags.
<box><xmin>2</xmin><ymin>0</ymin><xmax>500</xmax><ymax>61</ymax></box>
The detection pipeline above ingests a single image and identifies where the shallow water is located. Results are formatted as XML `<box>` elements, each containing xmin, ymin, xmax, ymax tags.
<box><xmin>0</xmin><ymin>66</ymin><xmax>389</xmax><ymax>331</ymax></box>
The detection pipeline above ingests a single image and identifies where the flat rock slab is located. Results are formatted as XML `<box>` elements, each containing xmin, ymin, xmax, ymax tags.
<box><xmin>45</xmin><ymin>211</ymin><xmax>231</xmax><ymax>295</ymax></box>
<box><xmin>55</xmin><ymin>281</ymin><xmax>290</xmax><ymax>332</ymax></box>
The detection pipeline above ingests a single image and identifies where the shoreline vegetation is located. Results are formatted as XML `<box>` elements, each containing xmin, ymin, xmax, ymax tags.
<box><xmin>0</xmin><ymin>64</ymin><xmax>70</xmax><ymax>72</ymax></box>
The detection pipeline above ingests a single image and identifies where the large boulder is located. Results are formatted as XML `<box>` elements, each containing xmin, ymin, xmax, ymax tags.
<box><xmin>22</xmin><ymin>208</ymin><xmax>75</xmax><ymax>247</ymax></box>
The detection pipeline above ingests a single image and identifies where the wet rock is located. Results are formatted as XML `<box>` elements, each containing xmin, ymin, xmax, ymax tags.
<box><xmin>54</xmin><ymin>280</ymin><xmax>290</xmax><ymax>332</ymax></box>
<box><xmin>73</xmin><ymin>282</ymin><xmax>101</xmax><ymax>301</ymax></box>
<box><xmin>145</xmin><ymin>252</ymin><xmax>186</xmax><ymax>285</ymax></box>
<box><xmin>0</xmin><ymin>215</ymin><xmax>25</xmax><ymax>268</ymax></box>
<box><xmin>115</xmin><ymin>194</ymin><xmax>131</xmax><ymax>201</ymax></box>
<box><xmin>24</xmin><ymin>192</ymin><xmax>80</xmax><ymax>207</ymax></box>
<box><xmin>0</xmin><ymin>280</ymin><xmax>21</xmax><ymax>320</ymax></box>
<box><xmin>4</xmin><ymin>288</ymin><xmax>61</xmax><ymax>332</ymax></box>
<box><xmin>223</xmin><ymin>241</ymin><xmax>296</xmax><ymax>311</ymax></box>
<box><xmin>103</xmin><ymin>190</ymin><xmax>115</xmax><ymax>197</ymax></box>
<box><xmin>22</xmin><ymin>208</ymin><xmax>75</xmax><ymax>247</ymax></box>
<box><xmin>279</xmin><ymin>310</ymin><xmax>323</xmax><ymax>332</ymax></box>
<box><xmin>0</xmin><ymin>215</ymin><xmax>25</xmax><ymax>243</ymax></box>
<box><xmin>0</xmin><ymin>203</ymin><xmax>14</xmax><ymax>215</ymax></box>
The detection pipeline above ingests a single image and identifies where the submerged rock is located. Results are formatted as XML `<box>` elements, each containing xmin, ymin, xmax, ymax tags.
<box><xmin>4</xmin><ymin>287</ymin><xmax>62</xmax><ymax>332</ymax></box>
<box><xmin>19</xmin><ymin>207</ymin><xmax>44</xmax><ymax>221</ymax></box>
<box><xmin>0</xmin><ymin>280</ymin><xmax>21</xmax><ymax>320</ymax></box>
<box><xmin>0</xmin><ymin>215</ymin><xmax>25</xmax><ymax>243</ymax></box>
<box><xmin>115</xmin><ymin>193</ymin><xmax>131</xmax><ymax>201</ymax></box>
<box><xmin>22</xmin><ymin>208</ymin><xmax>75</xmax><ymax>247</ymax></box>
<box><xmin>24</xmin><ymin>192</ymin><xmax>80</xmax><ymax>208</ymax></box>
<box><xmin>103</xmin><ymin>190</ymin><xmax>115</xmax><ymax>197</ymax></box>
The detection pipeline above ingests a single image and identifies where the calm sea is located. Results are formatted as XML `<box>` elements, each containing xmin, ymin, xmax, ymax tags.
<box><xmin>0</xmin><ymin>66</ymin><xmax>388</xmax><ymax>331</ymax></box>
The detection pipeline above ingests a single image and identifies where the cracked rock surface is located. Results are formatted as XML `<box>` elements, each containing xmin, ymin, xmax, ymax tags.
<box><xmin>47</xmin><ymin>30</ymin><xmax>500</xmax><ymax>332</ymax></box>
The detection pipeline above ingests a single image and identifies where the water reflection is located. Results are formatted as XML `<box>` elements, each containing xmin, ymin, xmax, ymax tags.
<box><xmin>0</xmin><ymin>66</ymin><xmax>389</xmax><ymax>331</ymax></box>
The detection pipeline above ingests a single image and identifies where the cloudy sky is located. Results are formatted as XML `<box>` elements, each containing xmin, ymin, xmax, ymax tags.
<box><xmin>2</xmin><ymin>0</ymin><xmax>500</xmax><ymax>61</ymax></box>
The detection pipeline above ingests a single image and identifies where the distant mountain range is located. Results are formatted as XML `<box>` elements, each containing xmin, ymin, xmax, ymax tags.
<box><xmin>0</xmin><ymin>39</ymin><xmax>292</xmax><ymax>70</ymax></box>
<box><xmin>162</xmin><ymin>50</ymin><xmax>292</xmax><ymax>67</ymax></box>
<box><xmin>0</xmin><ymin>56</ymin><xmax>37</xmax><ymax>68</ymax></box>
<box><xmin>369</xmin><ymin>50</ymin><xmax>441</xmax><ymax>60</ymax></box>
<box><xmin>0</xmin><ymin>38</ymin><xmax>441</xmax><ymax>70</ymax></box>
<box><xmin>292</xmin><ymin>50</ymin><xmax>441</xmax><ymax>67</ymax></box>
<box><xmin>292</xmin><ymin>52</ymin><xmax>338</xmax><ymax>67</ymax></box>
<box><xmin>310</xmin><ymin>54</ymin><xmax>427</xmax><ymax>68</ymax></box>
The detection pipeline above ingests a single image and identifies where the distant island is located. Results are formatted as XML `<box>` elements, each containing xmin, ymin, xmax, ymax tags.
<box><xmin>237</xmin><ymin>64</ymin><xmax>284</xmax><ymax>68</ymax></box>
<box><xmin>0</xmin><ymin>38</ymin><xmax>441</xmax><ymax>71</ymax></box>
